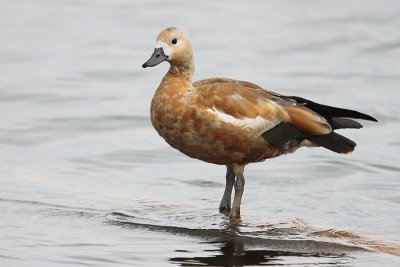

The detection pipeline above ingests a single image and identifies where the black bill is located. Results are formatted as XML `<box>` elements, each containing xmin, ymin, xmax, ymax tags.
<box><xmin>142</xmin><ymin>47</ymin><xmax>168</xmax><ymax>68</ymax></box>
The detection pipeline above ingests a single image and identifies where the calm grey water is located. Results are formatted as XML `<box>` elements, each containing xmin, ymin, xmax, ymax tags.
<box><xmin>1</xmin><ymin>0</ymin><xmax>400</xmax><ymax>266</ymax></box>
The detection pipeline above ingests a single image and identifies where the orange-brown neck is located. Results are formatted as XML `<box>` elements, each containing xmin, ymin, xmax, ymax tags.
<box><xmin>168</xmin><ymin>63</ymin><xmax>195</xmax><ymax>77</ymax></box>
<box><xmin>167</xmin><ymin>46</ymin><xmax>195</xmax><ymax>78</ymax></box>
<box><xmin>155</xmin><ymin>72</ymin><xmax>193</xmax><ymax>99</ymax></box>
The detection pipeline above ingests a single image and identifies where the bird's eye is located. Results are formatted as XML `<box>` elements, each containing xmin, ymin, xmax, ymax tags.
<box><xmin>171</xmin><ymin>38</ymin><xmax>177</xmax><ymax>44</ymax></box>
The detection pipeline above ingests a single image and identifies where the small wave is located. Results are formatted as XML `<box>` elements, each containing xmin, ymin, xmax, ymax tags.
<box><xmin>0</xmin><ymin>197</ymin><xmax>106</xmax><ymax>214</ymax></box>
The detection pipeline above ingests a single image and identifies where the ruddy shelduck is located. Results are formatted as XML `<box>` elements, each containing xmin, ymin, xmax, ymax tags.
<box><xmin>142</xmin><ymin>27</ymin><xmax>377</xmax><ymax>220</ymax></box>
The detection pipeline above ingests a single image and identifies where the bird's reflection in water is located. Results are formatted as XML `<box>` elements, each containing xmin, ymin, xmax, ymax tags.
<box><xmin>169</xmin><ymin>228</ymin><xmax>356</xmax><ymax>266</ymax></box>
<box><xmin>108</xmin><ymin>214</ymin><xmax>364</xmax><ymax>266</ymax></box>
<box><xmin>170</xmin><ymin>239</ymin><xmax>337</xmax><ymax>266</ymax></box>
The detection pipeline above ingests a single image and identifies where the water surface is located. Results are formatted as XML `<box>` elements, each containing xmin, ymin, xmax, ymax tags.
<box><xmin>1</xmin><ymin>0</ymin><xmax>400</xmax><ymax>266</ymax></box>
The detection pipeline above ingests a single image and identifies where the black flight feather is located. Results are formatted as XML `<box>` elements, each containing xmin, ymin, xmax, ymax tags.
<box><xmin>262</xmin><ymin>122</ymin><xmax>308</xmax><ymax>146</ymax></box>
<box><xmin>328</xmin><ymin>117</ymin><xmax>363</xmax><ymax>130</ymax></box>
<box><xmin>284</xmin><ymin>96</ymin><xmax>378</xmax><ymax>122</ymax></box>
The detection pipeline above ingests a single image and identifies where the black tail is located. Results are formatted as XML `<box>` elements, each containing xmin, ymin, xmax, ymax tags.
<box><xmin>307</xmin><ymin>132</ymin><xmax>357</xmax><ymax>154</ymax></box>
<box><xmin>283</xmin><ymin>96</ymin><xmax>377</xmax><ymax>154</ymax></box>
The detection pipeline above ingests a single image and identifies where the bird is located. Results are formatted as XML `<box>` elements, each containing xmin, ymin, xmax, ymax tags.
<box><xmin>142</xmin><ymin>27</ymin><xmax>377</xmax><ymax>220</ymax></box>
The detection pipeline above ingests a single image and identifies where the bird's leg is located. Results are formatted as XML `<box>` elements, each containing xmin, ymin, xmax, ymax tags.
<box><xmin>219</xmin><ymin>165</ymin><xmax>235</xmax><ymax>215</ymax></box>
<box><xmin>230</xmin><ymin>164</ymin><xmax>245</xmax><ymax>220</ymax></box>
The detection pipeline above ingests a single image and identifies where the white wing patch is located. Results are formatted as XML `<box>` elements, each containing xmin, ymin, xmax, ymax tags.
<box><xmin>207</xmin><ymin>108</ymin><xmax>280</xmax><ymax>134</ymax></box>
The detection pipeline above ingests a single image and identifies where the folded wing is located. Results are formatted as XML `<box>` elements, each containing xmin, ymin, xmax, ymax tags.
<box><xmin>196</xmin><ymin>78</ymin><xmax>332</xmax><ymax>136</ymax></box>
